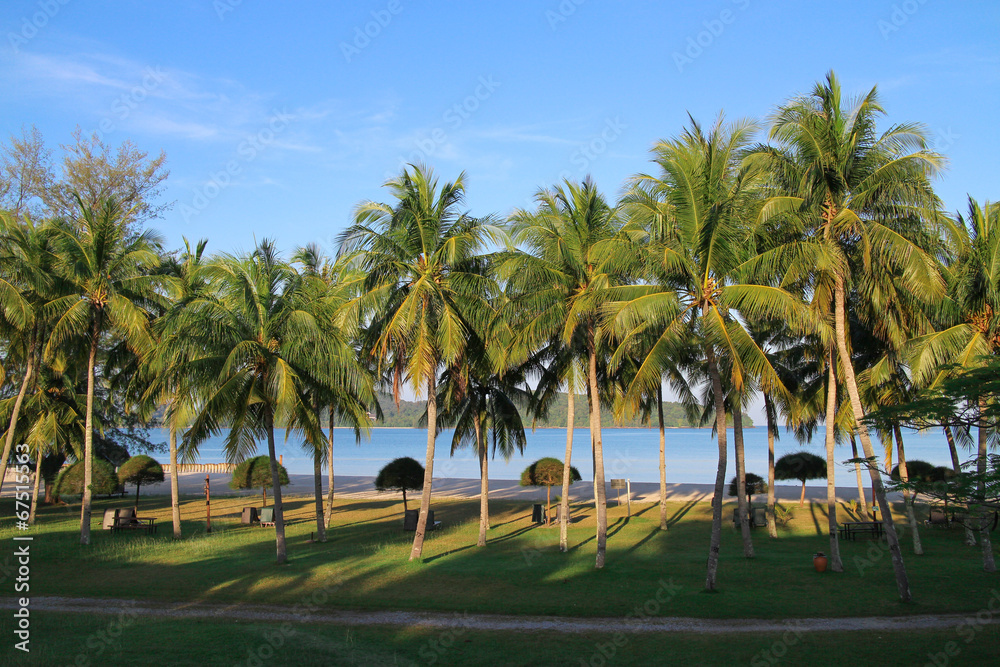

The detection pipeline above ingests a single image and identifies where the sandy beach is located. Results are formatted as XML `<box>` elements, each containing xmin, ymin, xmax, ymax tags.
<box><xmin>66</xmin><ymin>471</ymin><xmax>894</xmax><ymax>504</ymax></box>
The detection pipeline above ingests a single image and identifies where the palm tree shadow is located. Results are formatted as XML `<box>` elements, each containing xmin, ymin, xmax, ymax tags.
<box><xmin>624</xmin><ymin>527</ymin><xmax>662</xmax><ymax>557</ymax></box>
<box><xmin>666</xmin><ymin>499</ymin><xmax>700</xmax><ymax>528</ymax></box>
<box><xmin>490</xmin><ymin>523</ymin><xmax>543</xmax><ymax>544</ymax></box>
<box><xmin>607</xmin><ymin>516</ymin><xmax>628</xmax><ymax>539</ymax></box>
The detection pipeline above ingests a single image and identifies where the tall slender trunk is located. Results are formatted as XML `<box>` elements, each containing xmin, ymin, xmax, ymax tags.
<box><xmin>169</xmin><ymin>425</ymin><xmax>181</xmax><ymax>538</ymax></box>
<box><xmin>80</xmin><ymin>323</ymin><xmax>100</xmax><ymax>546</ymax></box>
<box><xmin>0</xmin><ymin>332</ymin><xmax>36</xmax><ymax>497</ymax></box>
<box><xmin>313</xmin><ymin>446</ymin><xmax>326</xmax><ymax>542</ymax></box>
<box><xmin>587</xmin><ymin>339</ymin><xmax>607</xmax><ymax>569</ymax></box>
<box><xmin>733</xmin><ymin>398</ymin><xmax>754</xmax><ymax>558</ymax></box>
<box><xmin>976</xmin><ymin>402</ymin><xmax>996</xmax><ymax>572</ymax></box>
<box><xmin>764</xmin><ymin>393</ymin><xmax>777</xmax><ymax>538</ymax></box>
<box><xmin>824</xmin><ymin>353</ymin><xmax>843</xmax><ymax>571</ymax></box>
<box><xmin>546</xmin><ymin>485</ymin><xmax>552</xmax><ymax>527</ymax></box>
<box><xmin>326</xmin><ymin>408</ymin><xmax>335</xmax><ymax>527</ymax></box>
<box><xmin>28</xmin><ymin>449</ymin><xmax>42</xmax><ymax>524</ymax></box>
<box><xmin>410</xmin><ymin>373</ymin><xmax>437</xmax><ymax>561</ymax></box>
<box><xmin>265</xmin><ymin>407</ymin><xmax>287</xmax><ymax>564</ymax></box>
<box><xmin>704</xmin><ymin>346</ymin><xmax>727</xmax><ymax>592</ymax></box>
<box><xmin>944</xmin><ymin>426</ymin><xmax>976</xmax><ymax>545</ymax></box>
<box><xmin>834</xmin><ymin>275</ymin><xmax>910</xmax><ymax>601</ymax></box>
<box><xmin>658</xmin><ymin>384</ymin><xmax>668</xmax><ymax>531</ymax></box>
<box><xmin>894</xmin><ymin>424</ymin><xmax>922</xmax><ymax>555</ymax></box>
<box><xmin>559</xmin><ymin>381</ymin><xmax>574</xmax><ymax>552</ymax></box>
<box><xmin>476</xmin><ymin>413</ymin><xmax>489</xmax><ymax>547</ymax></box>
<box><xmin>850</xmin><ymin>435</ymin><xmax>870</xmax><ymax>521</ymax></box>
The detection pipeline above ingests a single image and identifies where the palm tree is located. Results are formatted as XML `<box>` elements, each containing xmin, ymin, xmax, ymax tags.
<box><xmin>436</xmin><ymin>329</ymin><xmax>529</xmax><ymax>547</ymax></box>
<box><xmin>911</xmin><ymin>197</ymin><xmax>1000</xmax><ymax>571</ymax></box>
<box><xmin>134</xmin><ymin>237</ymin><xmax>210</xmax><ymax>539</ymax></box>
<box><xmin>46</xmin><ymin>199</ymin><xmax>162</xmax><ymax>545</ymax></box>
<box><xmin>292</xmin><ymin>245</ymin><xmax>376</xmax><ymax>541</ymax></box>
<box><xmin>752</xmin><ymin>71</ymin><xmax>945</xmax><ymax>600</ymax></box>
<box><xmin>0</xmin><ymin>215</ymin><xmax>56</xmax><ymax>495</ymax></box>
<box><xmin>338</xmin><ymin>165</ymin><xmax>501</xmax><ymax>561</ymax></box>
<box><xmin>182</xmin><ymin>240</ymin><xmax>341</xmax><ymax>564</ymax></box>
<box><xmin>608</xmin><ymin>116</ymin><xmax>804</xmax><ymax>588</ymax></box>
<box><xmin>504</xmin><ymin>179</ymin><xmax>626</xmax><ymax>568</ymax></box>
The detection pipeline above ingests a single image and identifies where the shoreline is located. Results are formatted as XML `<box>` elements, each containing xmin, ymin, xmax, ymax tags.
<box><xmin>27</xmin><ymin>472</ymin><xmax>892</xmax><ymax>503</ymax></box>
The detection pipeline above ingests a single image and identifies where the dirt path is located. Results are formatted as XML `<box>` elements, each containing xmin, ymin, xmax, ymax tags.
<box><xmin>2</xmin><ymin>596</ymin><xmax>993</xmax><ymax>634</ymax></box>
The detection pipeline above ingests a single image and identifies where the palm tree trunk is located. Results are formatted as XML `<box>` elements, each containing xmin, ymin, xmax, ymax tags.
<box><xmin>80</xmin><ymin>323</ymin><xmax>100</xmax><ymax>546</ymax></box>
<box><xmin>0</xmin><ymin>332</ymin><xmax>36</xmax><ymax>497</ymax></box>
<box><xmin>704</xmin><ymin>346</ymin><xmax>727</xmax><ymax>592</ymax></box>
<box><xmin>894</xmin><ymin>425</ymin><xmax>922</xmax><ymax>555</ymax></box>
<box><xmin>976</xmin><ymin>402</ymin><xmax>996</xmax><ymax>572</ymax></box>
<box><xmin>476</xmin><ymin>413</ymin><xmax>488</xmax><ymax>547</ymax></box>
<box><xmin>850</xmin><ymin>436</ymin><xmax>870</xmax><ymax>521</ymax></box>
<box><xmin>733</xmin><ymin>399</ymin><xmax>754</xmax><ymax>558</ymax></box>
<box><xmin>313</xmin><ymin>446</ymin><xmax>327</xmax><ymax>542</ymax></box>
<box><xmin>326</xmin><ymin>408</ymin><xmax>335</xmax><ymax>527</ymax></box>
<box><xmin>410</xmin><ymin>373</ymin><xmax>437</xmax><ymax>561</ymax></box>
<box><xmin>587</xmin><ymin>340</ymin><xmax>607</xmax><ymax>569</ymax></box>
<box><xmin>824</xmin><ymin>354</ymin><xmax>843</xmax><ymax>571</ymax></box>
<box><xmin>944</xmin><ymin>426</ymin><xmax>976</xmax><ymax>545</ymax></box>
<box><xmin>764</xmin><ymin>393</ymin><xmax>777</xmax><ymax>538</ymax></box>
<box><xmin>834</xmin><ymin>276</ymin><xmax>910</xmax><ymax>601</ymax></box>
<box><xmin>28</xmin><ymin>449</ymin><xmax>42</xmax><ymax>525</ymax></box>
<box><xmin>799</xmin><ymin>482</ymin><xmax>806</xmax><ymax>507</ymax></box>
<box><xmin>169</xmin><ymin>425</ymin><xmax>181</xmax><ymax>538</ymax></box>
<box><xmin>658</xmin><ymin>384</ymin><xmax>668</xmax><ymax>531</ymax></box>
<box><xmin>559</xmin><ymin>380</ymin><xmax>575</xmax><ymax>552</ymax></box>
<box><xmin>264</xmin><ymin>407</ymin><xmax>287</xmax><ymax>564</ymax></box>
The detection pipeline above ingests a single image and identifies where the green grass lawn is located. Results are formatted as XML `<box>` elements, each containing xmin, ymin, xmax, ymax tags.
<box><xmin>10</xmin><ymin>612</ymin><xmax>1000</xmax><ymax>666</ymax></box>
<box><xmin>3</xmin><ymin>494</ymin><xmax>999</xmax><ymax>665</ymax></box>
<box><xmin>1</xmin><ymin>492</ymin><xmax>997</xmax><ymax>623</ymax></box>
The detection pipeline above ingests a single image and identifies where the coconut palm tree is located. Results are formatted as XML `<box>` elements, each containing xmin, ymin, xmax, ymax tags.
<box><xmin>503</xmin><ymin>178</ymin><xmax>627</xmax><ymax>568</ymax></box>
<box><xmin>182</xmin><ymin>240</ymin><xmax>343</xmax><ymax>564</ymax></box>
<box><xmin>751</xmin><ymin>71</ymin><xmax>945</xmax><ymax>600</ymax></box>
<box><xmin>436</xmin><ymin>327</ymin><xmax>529</xmax><ymax>547</ymax></box>
<box><xmin>0</xmin><ymin>215</ymin><xmax>58</xmax><ymax>495</ymax></box>
<box><xmin>292</xmin><ymin>245</ymin><xmax>376</xmax><ymax>541</ymax></box>
<box><xmin>46</xmin><ymin>199</ymin><xmax>163</xmax><ymax>545</ymax></box>
<box><xmin>608</xmin><ymin>116</ymin><xmax>805</xmax><ymax>588</ymax></box>
<box><xmin>910</xmin><ymin>197</ymin><xmax>1000</xmax><ymax>571</ymax></box>
<box><xmin>338</xmin><ymin>165</ymin><xmax>502</xmax><ymax>561</ymax></box>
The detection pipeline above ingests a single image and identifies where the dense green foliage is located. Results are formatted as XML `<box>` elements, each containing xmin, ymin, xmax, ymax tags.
<box><xmin>52</xmin><ymin>459</ymin><xmax>118</xmax><ymax>497</ymax></box>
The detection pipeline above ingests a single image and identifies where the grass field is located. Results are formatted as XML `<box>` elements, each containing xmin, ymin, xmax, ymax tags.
<box><xmin>2</xmin><ymin>493</ymin><xmax>999</xmax><ymax>665</ymax></box>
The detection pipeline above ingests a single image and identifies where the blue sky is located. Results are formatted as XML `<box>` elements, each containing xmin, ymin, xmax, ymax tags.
<box><xmin>3</xmin><ymin>1</ymin><xmax>999</xmax><ymax>414</ymax></box>
<box><xmin>4</xmin><ymin>1</ymin><xmax>998</xmax><ymax>255</ymax></box>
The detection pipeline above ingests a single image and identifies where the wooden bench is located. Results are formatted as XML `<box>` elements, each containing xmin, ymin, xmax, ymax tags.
<box><xmin>103</xmin><ymin>508</ymin><xmax>157</xmax><ymax>534</ymax></box>
<box><xmin>839</xmin><ymin>521</ymin><xmax>884</xmax><ymax>541</ymax></box>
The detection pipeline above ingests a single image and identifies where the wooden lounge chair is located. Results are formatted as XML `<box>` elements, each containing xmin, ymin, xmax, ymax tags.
<box><xmin>926</xmin><ymin>507</ymin><xmax>949</xmax><ymax>527</ymax></box>
<box><xmin>241</xmin><ymin>507</ymin><xmax>260</xmax><ymax>526</ymax></box>
<box><xmin>403</xmin><ymin>509</ymin><xmax>440</xmax><ymax>531</ymax></box>
<box><xmin>259</xmin><ymin>507</ymin><xmax>275</xmax><ymax>527</ymax></box>
<box><xmin>752</xmin><ymin>507</ymin><xmax>767</xmax><ymax>528</ymax></box>
<box><xmin>102</xmin><ymin>508</ymin><xmax>120</xmax><ymax>531</ymax></box>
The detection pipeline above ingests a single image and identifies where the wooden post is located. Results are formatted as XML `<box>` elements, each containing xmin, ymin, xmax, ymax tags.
<box><xmin>205</xmin><ymin>474</ymin><xmax>212</xmax><ymax>534</ymax></box>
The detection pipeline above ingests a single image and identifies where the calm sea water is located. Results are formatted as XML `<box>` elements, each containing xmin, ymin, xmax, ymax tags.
<box><xmin>150</xmin><ymin>426</ymin><xmax>962</xmax><ymax>485</ymax></box>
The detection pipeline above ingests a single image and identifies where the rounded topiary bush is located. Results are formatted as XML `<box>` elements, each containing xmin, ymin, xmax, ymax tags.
<box><xmin>374</xmin><ymin>457</ymin><xmax>425</xmax><ymax>511</ymax></box>
<box><xmin>230</xmin><ymin>455</ymin><xmax>289</xmax><ymax>507</ymax></box>
<box><xmin>118</xmin><ymin>455</ymin><xmax>164</xmax><ymax>509</ymax></box>
<box><xmin>53</xmin><ymin>459</ymin><xmax>119</xmax><ymax>499</ymax></box>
